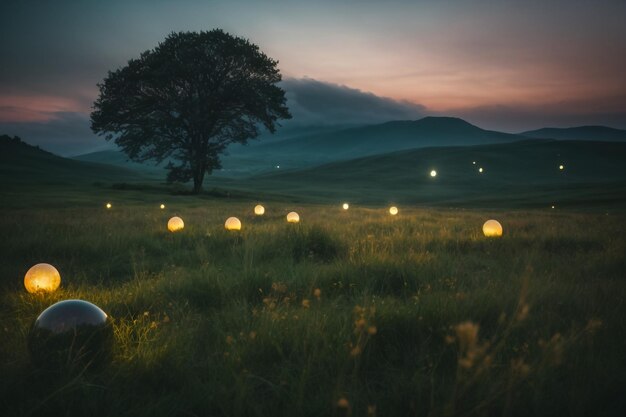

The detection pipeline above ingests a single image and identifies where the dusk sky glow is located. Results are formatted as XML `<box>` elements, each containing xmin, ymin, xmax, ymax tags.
<box><xmin>1</xmin><ymin>0</ymin><xmax>625</xmax><ymax>154</ymax></box>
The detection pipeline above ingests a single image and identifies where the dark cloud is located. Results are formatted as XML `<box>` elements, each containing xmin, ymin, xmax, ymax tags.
<box><xmin>0</xmin><ymin>78</ymin><xmax>427</xmax><ymax>155</ymax></box>
<box><xmin>281</xmin><ymin>78</ymin><xmax>426</xmax><ymax>126</ymax></box>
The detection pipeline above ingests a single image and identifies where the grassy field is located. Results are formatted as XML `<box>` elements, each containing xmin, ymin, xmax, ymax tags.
<box><xmin>1</xmin><ymin>191</ymin><xmax>625</xmax><ymax>416</ymax></box>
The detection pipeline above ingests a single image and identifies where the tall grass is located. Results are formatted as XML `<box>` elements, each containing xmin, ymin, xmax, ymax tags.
<box><xmin>1</xmin><ymin>200</ymin><xmax>624</xmax><ymax>416</ymax></box>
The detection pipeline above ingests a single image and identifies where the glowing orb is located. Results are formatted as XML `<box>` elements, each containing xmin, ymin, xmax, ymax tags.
<box><xmin>254</xmin><ymin>205</ymin><xmax>265</xmax><ymax>215</ymax></box>
<box><xmin>160</xmin><ymin>204</ymin><xmax>165</xmax><ymax>209</ymax></box>
<box><xmin>225</xmin><ymin>217</ymin><xmax>242</xmax><ymax>231</ymax></box>
<box><xmin>472</xmin><ymin>161</ymin><xmax>476</xmax><ymax>165</ymax></box>
<box><xmin>430</xmin><ymin>170</ymin><xmax>437</xmax><ymax>177</ymax></box>
<box><xmin>551</xmin><ymin>205</ymin><xmax>555</xmax><ymax>209</ymax></box>
<box><xmin>287</xmin><ymin>212</ymin><xmax>300</xmax><ymax>223</ymax></box>
<box><xmin>167</xmin><ymin>216</ymin><xmax>184</xmax><ymax>232</ymax></box>
<box><xmin>28</xmin><ymin>299</ymin><xmax>113</xmax><ymax>371</ymax></box>
<box><xmin>482</xmin><ymin>219</ymin><xmax>503</xmax><ymax>237</ymax></box>
<box><xmin>105</xmin><ymin>203</ymin><xmax>112</xmax><ymax>209</ymax></box>
<box><xmin>389</xmin><ymin>206</ymin><xmax>398</xmax><ymax>215</ymax></box>
<box><xmin>342</xmin><ymin>203</ymin><xmax>349</xmax><ymax>210</ymax></box>
<box><xmin>478</xmin><ymin>167</ymin><xmax>484</xmax><ymax>173</ymax></box>
<box><xmin>24</xmin><ymin>263</ymin><xmax>61</xmax><ymax>294</ymax></box>
<box><xmin>559</xmin><ymin>164</ymin><xmax>564</xmax><ymax>170</ymax></box>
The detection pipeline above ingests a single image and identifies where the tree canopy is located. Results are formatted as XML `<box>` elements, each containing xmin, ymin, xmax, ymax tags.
<box><xmin>91</xmin><ymin>30</ymin><xmax>291</xmax><ymax>193</ymax></box>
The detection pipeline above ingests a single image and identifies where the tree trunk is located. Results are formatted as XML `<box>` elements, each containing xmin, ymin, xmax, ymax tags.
<box><xmin>191</xmin><ymin>163</ymin><xmax>205</xmax><ymax>194</ymax></box>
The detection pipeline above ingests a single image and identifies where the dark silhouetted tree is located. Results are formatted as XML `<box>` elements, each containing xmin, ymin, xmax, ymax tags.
<box><xmin>90</xmin><ymin>30</ymin><xmax>291</xmax><ymax>193</ymax></box>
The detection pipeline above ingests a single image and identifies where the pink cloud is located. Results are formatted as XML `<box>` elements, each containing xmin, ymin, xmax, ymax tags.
<box><xmin>0</xmin><ymin>95</ymin><xmax>88</xmax><ymax>123</ymax></box>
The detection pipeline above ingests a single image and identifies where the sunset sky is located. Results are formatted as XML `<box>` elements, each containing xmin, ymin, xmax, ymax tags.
<box><xmin>1</xmin><ymin>0</ymin><xmax>625</xmax><ymax>154</ymax></box>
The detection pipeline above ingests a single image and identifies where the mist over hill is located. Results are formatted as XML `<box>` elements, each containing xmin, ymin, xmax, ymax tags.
<box><xmin>520</xmin><ymin>126</ymin><xmax>626</xmax><ymax>141</ymax></box>
<box><xmin>218</xmin><ymin>116</ymin><xmax>526</xmax><ymax>175</ymax></box>
<box><xmin>233</xmin><ymin>139</ymin><xmax>626</xmax><ymax>208</ymax></box>
<box><xmin>69</xmin><ymin>117</ymin><xmax>626</xmax><ymax>180</ymax></box>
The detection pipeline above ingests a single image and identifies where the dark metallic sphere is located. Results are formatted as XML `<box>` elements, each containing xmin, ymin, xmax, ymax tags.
<box><xmin>28</xmin><ymin>299</ymin><xmax>114</xmax><ymax>372</ymax></box>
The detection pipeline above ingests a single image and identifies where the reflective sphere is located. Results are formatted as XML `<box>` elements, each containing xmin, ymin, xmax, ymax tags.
<box><xmin>24</xmin><ymin>263</ymin><xmax>61</xmax><ymax>294</ymax></box>
<box><xmin>389</xmin><ymin>206</ymin><xmax>398</xmax><ymax>215</ymax></box>
<box><xmin>225</xmin><ymin>217</ymin><xmax>242</xmax><ymax>231</ymax></box>
<box><xmin>168</xmin><ymin>216</ymin><xmax>184</xmax><ymax>232</ymax></box>
<box><xmin>28</xmin><ymin>299</ymin><xmax>113</xmax><ymax>371</ymax></box>
<box><xmin>286</xmin><ymin>212</ymin><xmax>300</xmax><ymax>223</ymax></box>
<box><xmin>483</xmin><ymin>219</ymin><xmax>503</xmax><ymax>237</ymax></box>
<box><xmin>254</xmin><ymin>205</ymin><xmax>265</xmax><ymax>216</ymax></box>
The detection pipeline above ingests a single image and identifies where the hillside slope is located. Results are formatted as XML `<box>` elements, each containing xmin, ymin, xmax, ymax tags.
<box><xmin>520</xmin><ymin>126</ymin><xmax>626</xmax><ymax>141</ymax></box>
<box><xmin>0</xmin><ymin>135</ymin><xmax>141</xmax><ymax>185</ymax></box>
<box><xmin>235</xmin><ymin>139</ymin><xmax>626</xmax><ymax>207</ymax></box>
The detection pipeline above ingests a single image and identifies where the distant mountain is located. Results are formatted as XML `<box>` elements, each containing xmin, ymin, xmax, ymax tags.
<box><xmin>233</xmin><ymin>139</ymin><xmax>626</xmax><ymax>207</ymax></box>
<box><xmin>227</xmin><ymin>116</ymin><xmax>526</xmax><ymax>172</ymax></box>
<box><xmin>520</xmin><ymin>126</ymin><xmax>626</xmax><ymax>141</ymax></box>
<box><xmin>259</xmin><ymin>116</ymin><xmax>522</xmax><ymax>154</ymax></box>
<box><xmin>0</xmin><ymin>134</ymin><xmax>139</xmax><ymax>185</ymax></box>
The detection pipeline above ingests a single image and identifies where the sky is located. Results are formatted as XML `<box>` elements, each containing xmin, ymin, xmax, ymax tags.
<box><xmin>1</xmin><ymin>0</ymin><xmax>625</xmax><ymax>155</ymax></box>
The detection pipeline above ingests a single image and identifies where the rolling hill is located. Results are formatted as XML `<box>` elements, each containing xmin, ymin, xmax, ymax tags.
<box><xmin>246</xmin><ymin>116</ymin><xmax>523</xmax><ymax>160</ymax></box>
<box><xmin>70</xmin><ymin>118</ymin><xmax>625</xmax><ymax>179</ymax></box>
<box><xmin>216</xmin><ymin>116</ymin><xmax>528</xmax><ymax>175</ymax></box>
<box><xmin>0</xmin><ymin>135</ymin><xmax>141</xmax><ymax>185</ymax></box>
<box><xmin>228</xmin><ymin>139</ymin><xmax>626</xmax><ymax>208</ymax></box>
<box><xmin>520</xmin><ymin>125</ymin><xmax>626</xmax><ymax>141</ymax></box>
<box><xmin>73</xmin><ymin>150</ymin><xmax>168</xmax><ymax>179</ymax></box>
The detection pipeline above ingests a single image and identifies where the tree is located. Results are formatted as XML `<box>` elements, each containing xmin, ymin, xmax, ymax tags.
<box><xmin>90</xmin><ymin>30</ymin><xmax>291</xmax><ymax>193</ymax></box>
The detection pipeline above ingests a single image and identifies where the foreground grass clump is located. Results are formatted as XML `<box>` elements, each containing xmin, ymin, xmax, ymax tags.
<box><xmin>0</xmin><ymin>200</ymin><xmax>625</xmax><ymax>417</ymax></box>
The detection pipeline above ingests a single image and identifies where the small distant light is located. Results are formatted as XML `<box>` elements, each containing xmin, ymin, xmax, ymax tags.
<box><xmin>478</xmin><ymin>168</ymin><xmax>484</xmax><ymax>173</ymax></box>
<box><xmin>276</xmin><ymin>165</ymin><xmax>280</xmax><ymax>169</ymax></box>
<box><xmin>472</xmin><ymin>161</ymin><xmax>476</xmax><ymax>165</ymax></box>
<box><xmin>106</xmin><ymin>203</ymin><xmax>112</xmax><ymax>209</ymax></box>
<box><xmin>559</xmin><ymin>164</ymin><xmax>564</xmax><ymax>170</ymax></box>
<box><xmin>342</xmin><ymin>203</ymin><xmax>349</xmax><ymax>210</ymax></box>
<box><xmin>551</xmin><ymin>205</ymin><xmax>555</xmax><ymax>209</ymax></box>
<box><xmin>389</xmin><ymin>206</ymin><xmax>398</xmax><ymax>215</ymax></box>
<box><xmin>430</xmin><ymin>170</ymin><xmax>437</xmax><ymax>177</ymax></box>
<box><xmin>160</xmin><ymin>204</ymin><xmax>165</xmax><ymax>209</ymax></box>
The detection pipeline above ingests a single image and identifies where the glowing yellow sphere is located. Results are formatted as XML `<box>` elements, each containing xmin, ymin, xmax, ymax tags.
<box><xmin>342</xmin><ymin>203</ymin><xmax>349</xmax><ymax>210</ymax></box>
<box><xmin>482</xmin><ymin>219</ymin><xmax>503</xmax><ymax>237</ymax></box>
<box><xmin>430</xmin><ymin>170</ymin><xmax>437</xmax><ymax>177</ymax></box>
<box><xmin>559</xmin><ymin>164</ymin><xmax>564</xmax><ymax>170</ymax></box>
<box><xmin>287</xmin><ymin>211</ymin><xmax>300</xmax><ymax>223</ymax></box>
<box><xmin>24</xmin><ymin>263</ymin><xmax>61</xmax><ymax>294</ymax></box>
<box><xmin>254</xmin><ymin>205</ymin><xmax>265</xmax><ymax>215</ymax></box>
<box><xmin>225</xmin><ymin>217</ymin><xmax>242</xmax><ymax>231</ymax></box>
<box><xmin>389</xmin><ymin>206</ymin><xmax>398</xmax><ymax>215</ymax></box>
<box><xmin>167</xmin><ymin>216</ymin><xmax>184</xmax><ymax>232</ymax></box>
<box><xmin>105</xmin><ymin>203</ymin><xmax>112</xmax><ymax>209</ymax></box>
<box><xmin>160</xmin><ymin>204</ymin><xmax>165</xmax><ymax>209</ymax></box>
<box><xmin>479</xmin><ymin>167</ymin><xmax>484</xmax><ymax>173</ymax></box>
